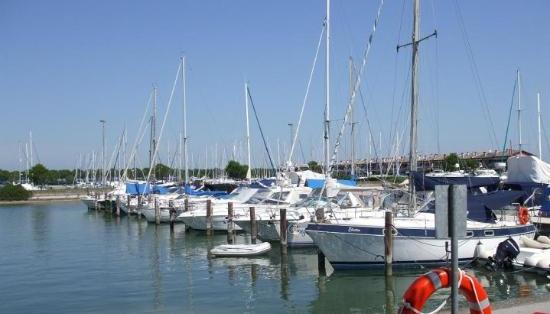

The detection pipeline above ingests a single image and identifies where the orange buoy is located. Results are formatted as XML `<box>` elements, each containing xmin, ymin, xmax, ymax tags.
<box><xmin>399</xmin><ymin>268</ymin><xmax>491</xmax><ymax>314</ymax></box>
<box><xmin>518</xmin><ymin>207</ymin><xmax>530</xmax><ymax>225</ymax></box>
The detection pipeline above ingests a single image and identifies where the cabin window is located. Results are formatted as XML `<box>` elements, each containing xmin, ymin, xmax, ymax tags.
<box><xmin>484</xmin><ymin>230</ymin><xmax>494</xmax><ymax>237</ymax></box>
<box><xmin>466</xmin><ymin>231</ymin><xmax>474</xmax><ymax>237</ymax></box>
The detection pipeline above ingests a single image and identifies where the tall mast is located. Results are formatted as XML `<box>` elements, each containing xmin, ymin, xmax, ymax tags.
<box><xmin>151</xmin><ymin>86</ymin><xmax>157</xmax><ymax>178</ymax></box>
<box><xmin>409</xmin><ymin>0</ymin><xmax>420</xmax><ymax>212</ymax></box>
<box><xmin>349</xmin><ymin>56</ymin><xmax>356</xmax><ymax>178</ymax></box>
<box><xmin>182</xmin><ymin>55</ymin><xmax>189</xmax><ymax>184</ymax></box>
<box><xmin>324</xmin><ymin>0</ymin><xmax>331</xmax><ymax>180</ymax></box>
<box><xmin>538</xmin><ymin>92</ymin><xmax>542</xmax><ymax>159</ymax></box>
<box><xmin>29</xmin><ymin>131</ymin><xmax>33</xmax><ymax>168</ymax></box>
<box><xmin>245</xmin><ymin>82</ymin><xmax>252</xmax><ymax>181</ymax></box>
<box><xmin>517</xmin><ymin>69</ymin><xmax>522</xmax><ymax>154</ymax></box>
<box><xmin>100</xmin><ymin>120</ymin><xmax>106</xmax><ymax>185</ymax></box>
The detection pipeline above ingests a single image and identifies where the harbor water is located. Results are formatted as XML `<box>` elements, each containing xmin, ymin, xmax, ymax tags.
<box><xmin>1</xmin><ymin>201</ymin><xmax>548</xmax><ymax>313</ymax></box>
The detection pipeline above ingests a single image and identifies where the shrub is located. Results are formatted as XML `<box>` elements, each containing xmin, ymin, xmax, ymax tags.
<box><xmin>0</xmin><ymin>184</ymin><xmax>32</xmax><ymax>201</ymax></box>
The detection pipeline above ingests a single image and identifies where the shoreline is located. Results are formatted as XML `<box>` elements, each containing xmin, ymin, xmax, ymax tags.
<box><xmin>0</xmin><ymin>197</ymin><xmax>82</xmax><ymax>205</ymax></box>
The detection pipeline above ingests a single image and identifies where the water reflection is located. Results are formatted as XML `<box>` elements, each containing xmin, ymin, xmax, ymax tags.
<box><xmin>3</xmin><ymin>203</ymin><xmax>549</xmax><ymax>314</ymax></box>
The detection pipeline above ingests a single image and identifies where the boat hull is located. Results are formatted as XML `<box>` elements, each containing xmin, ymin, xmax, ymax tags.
<box><xmin>306</xmin><ymin>223</ymin><xmax>536</xmax><ymax>270</ymax></box>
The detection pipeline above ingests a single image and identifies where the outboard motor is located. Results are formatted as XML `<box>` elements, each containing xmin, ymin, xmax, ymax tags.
<box><xmin>487</xmin><ymin>238</ymin><xmax>520</xmax><ymax>270</ymax></box>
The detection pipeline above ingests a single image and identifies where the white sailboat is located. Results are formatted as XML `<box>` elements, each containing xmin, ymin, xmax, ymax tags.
<box><xmin>305</xmin><ymin>0</ymin><xmax>536</xmax><ymax>270</ymax></box>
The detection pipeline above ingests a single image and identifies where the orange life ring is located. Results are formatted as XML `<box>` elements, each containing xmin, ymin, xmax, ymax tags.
<box><xmin>518</xmin><ymin>207</ymin><xmax>530</xmax><ymax>225</ymax></box>
<box><xmin>399</xmin><ymin>267</ymin><xmax>491</xmax><ymax>314</ymax></box>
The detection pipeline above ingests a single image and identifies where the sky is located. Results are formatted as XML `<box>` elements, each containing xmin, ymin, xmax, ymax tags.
<box><xmin>1</xmin><ymin>0</ymin><xmax>550</xmax><ymax>170</ymax></box>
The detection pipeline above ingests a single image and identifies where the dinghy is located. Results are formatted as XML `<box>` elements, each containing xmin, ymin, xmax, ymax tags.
<box><xmin>475</xmin><ymin>238</ymin><xmax>550</xmax><ymax>274</ymax></box>
<box><xmin>210</xmin><ymin>242</ymin><xmax>271</xmax><ymax>257</ymax></box>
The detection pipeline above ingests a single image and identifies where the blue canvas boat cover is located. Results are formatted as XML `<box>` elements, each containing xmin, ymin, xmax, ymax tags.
<box><xmin>305</xmin><ymin>179</ymin><xmax>357</xmax><ymax>189</ymax></box>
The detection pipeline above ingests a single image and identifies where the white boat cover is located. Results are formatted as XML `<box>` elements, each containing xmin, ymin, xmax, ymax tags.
<box><xmin>506</xmin><ymin>155</ymin><xmax>550</xmax><ymax>184</ymax></box>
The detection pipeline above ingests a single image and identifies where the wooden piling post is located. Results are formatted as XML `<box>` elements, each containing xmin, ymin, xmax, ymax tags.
<box><xmin>227</xmin><ymin>202</ymin><xmax>235</xmax><ymax>244</ymax></box>
<box><xmin>115</xmin><ymin>195</ymin><xmax>120</xmax><ymax>216</ymax></box>
<box><xmin>184</xmin><ymin>197</ymin><xmax>189</xmax><ymax>212</ymax></box>
<box><xmin>250</xmin><ymin>207</ymin><xmax>257</xmax><ymax>244</ymax></box>
<box><xmin>206</xmin><ymin>199</ymin><xmax>213</xmax><ymax>236</ymax></box>
<box><xmin>154</xmin><ymin>197</ymin><xmax>160</xmax><ymax>225</ymax></box>
<box><xmin>126</xmin><ymin>195</ymin><xmax>131</xmax><ymax>213</ymax></box>
<box><xmin>384</xmin><ymin>210</ymin><xmax>393</xmax><ymax>276</ymax></box>
<box><xmin>94</xmin><ymin>193</ymin><xmax>98</xmax><ymax>210</ymax></box>
<box><xmin>280</xmin><ymin>208</ymin><xmax>287</xmax><ymax>254</ymax></box>
<box><xmin>169</xmin><ymin>207</ymin><xmax>176</xmax><ymax>231</ymax></box>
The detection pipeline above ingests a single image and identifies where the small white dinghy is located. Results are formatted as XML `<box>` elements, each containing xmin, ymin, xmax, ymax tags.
<box><xmin>210</xmin><ymin>242</ymin><xmax>271</xmax><ymax>257</ymax></box>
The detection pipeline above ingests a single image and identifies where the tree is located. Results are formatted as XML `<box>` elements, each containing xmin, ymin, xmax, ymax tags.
<box><xmin>443</xmin><ymin>154</ymin><xmax>460</xmax><ymax>171</ymax></box>
<box><xmin>307</xmin><ymin>161</ymin><xmax>322</xmax><ymax>173</ymax></box>
<box><xmin>30</xmin><ymin>164</ymin><xmax>48</xmax><ymax>186</ymax></box>
<box><xmin>0</xmin><ymin>184</ymin><xmax>32</xmax><ymax>201</ymax></box>
<box><xmin>225</xmin><ymin>160</ymin><xmax>248</xmax><ymax>180</ymax></box>
<box><xmin>154</xmin><ymin>163</ymin><xmax>171</xmax><ymax>180</ymax></box>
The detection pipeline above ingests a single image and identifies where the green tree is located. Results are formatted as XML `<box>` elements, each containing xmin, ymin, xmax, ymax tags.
<box><xmin>307</xmin><ymin>161</ymin><xmax>322</xmax><ymax>173</ymax></box>
<box><xmin>154</xmin><ymin>163</ymin><xmax>171</xmax><ymax>180</ymax></box>
<box><xmin>0</xmin><ymin>184</ymin><xmax>32</xmax><ymax>201</ymax></box>
<box><xmin>30</xmin><ymin>164</ymin><xmax>49</xmax><ymax>187</ymax></box>
<box><xmin>463</xmin><ymin>159</ymin><xmax>479</xmax><ymax>171</ymax></box>
<box><xmin>225</xmin><ymin>160</ymin><xmax>248</xmax><ymax>180</ymax></box>
<box><xmin>443</xmin><ymin>154</ymin><xmax>460</xmax><ymax>171</ymax></box>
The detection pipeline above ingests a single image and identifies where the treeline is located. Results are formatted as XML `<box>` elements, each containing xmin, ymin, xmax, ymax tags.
<box><xmin>0</xmin><ymin>162</ymin><xmax>281</xmax><ymax>185</ymax></box>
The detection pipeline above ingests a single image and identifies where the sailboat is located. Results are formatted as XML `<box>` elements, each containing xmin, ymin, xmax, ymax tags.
<box><xmin>304</xmin><ymin>0</ymin><xmax>536</xmax><ymax>270</ymax></box>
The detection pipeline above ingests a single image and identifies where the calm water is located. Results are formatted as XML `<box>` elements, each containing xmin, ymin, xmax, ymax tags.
<box><xmin>0</xmin><ymin>201</ymin><xmax>548</xmax><ymax>313</ymax></box>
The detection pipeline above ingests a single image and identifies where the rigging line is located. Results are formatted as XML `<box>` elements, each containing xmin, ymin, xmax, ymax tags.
<box><xmin>122</xmin><ymin>90</ymin><xmax>153</xmax><ymax>181</ymax></box>
<box><xmin>287</xmin><ymin>21</ymin><xmax>325</xmax><ymax>167</ymax></box>
<box><xmin>389</xmin><ymin>0</ymin><xmax>407</xmax><ymax>157</ymax></box>
<box><xmin>452</xmin><ymin>0</ymin><xmax>499</xmax><ymax>149</ymax></box>
<box><xmin>502</xmin><ymin>77</ymin><xmax>518</xmax><ymax>154</ymax></box>
<box><xmin>430</xmin><ymin>0</ymin><xmax>441</xmax><ymax>153</ymax></box>
<box><xmin>329</xmin><ymin>0</ymin><xmax>385</xmax><ymax>173</ymax></box>
<box><xmin>145</xmin><ymin>61</ymin><xmax>182</xmax><ymax>190</ymax></box>
<box><xmin>246</xmin><ymin>85</ymin><xmax>276</xmax><ymax>172</ymax></box>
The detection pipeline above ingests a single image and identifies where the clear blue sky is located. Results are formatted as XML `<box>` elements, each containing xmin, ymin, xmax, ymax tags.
<box><xmin>1</xmin><ymin>0</ymin><xmax>550</xmax><ymax>170</ymax></box>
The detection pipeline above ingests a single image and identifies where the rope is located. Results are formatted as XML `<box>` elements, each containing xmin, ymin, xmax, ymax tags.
<box><xmin>502</xmin><ymin>76</ymin><xmax>518</xmax><ymax>154</ymax></box>
<box><xmin>329</xmin><ymin>0</ymin><xmax>385</xmax><ymax>173</ymax></box>
<box><xmin>246</xmin><ymin>85</ymin><xmax>276</xmax><ymax>172</ymax></box>
<box><xmin>145</xmin><ymin>61</ymin><xmax>182</xmax><ymax>191</ymax></box>
<box><xmin>122</xmin><ymin>90</ymin><xmax>153</xmax><ymax>181</ymax></box>
<box><xmin>287</xmin><ymin>21</ymin><xmax>325</xmax><ymax>167</ymax></box>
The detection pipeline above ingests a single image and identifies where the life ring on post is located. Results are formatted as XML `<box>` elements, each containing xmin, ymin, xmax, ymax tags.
<box><xmin>518</xmin><ymin>207</ymin><xmax>530</xmax><ymax>225</ymax></box>
<box><xmin>399</xmin><ymin>267</ymin><xmax>491</xmax><ymax>314</ymax></box>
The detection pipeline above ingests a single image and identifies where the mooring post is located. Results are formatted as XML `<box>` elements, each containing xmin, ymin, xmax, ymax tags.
<box><xmin>104</xmin><ymin>192</ymin><xmax>108</xmax><ymax>211</ymax></box>
<box><xmin>126</xmin><ymin>194</ymin><xmax>131</xmax><ymax>212</ymax></box>
<box><xmin>94</xmin><ymin>193</ymin><xmax>98</xmax><ymax>210</ymax></box>
<box><xmin>384</xmin><ymin>210</ymin><xmax>393</xmax><ymax>276</ymax></box>
<box><xmin>184</xmin><ymin>197</ymin><xmax>189</xmax><ymax>212</ymax></box>
<box><xmin>154</xmin><ymin>197</ymin><xmax>160</xmax><ymax>225</ymax></box>
<box><xmin>169</xmin><ymin>207</ymin><xmax>176</xmax><ymax>231</ymax></box>
<box><xmin>280</xmin><ymin>208</ymin><xmax>287</xmax><ymax>255</ymax></box>
<box><xmin>315</xmin><ymin>207</ymin><xmax>326</xmax><ymax>274</ymax></box>
<box><xmin>227</xmin><ymin>202</ymin><xmax>235</xmax><ymax>244</ymax></box>
<box><xmin>137</xmin><ymin>194</ymin><xmax>142</xmax><ymax>218</ymax></box>
<box><xmin>449</xmin><ymin>185</ymin><xmax>467</xmax><ymax>314</ymax></box>
<box><xmin>115</xmin><ymin>195</ymin><xmax>120</xmax><ymax>216</ymax></box>
<box><xmin>206</xmin><ymin>199</ymin><xmax>213</xmax><ymax>236</ymax></box>
<box><xmin>250</xmin><ymin>206</ymin><xmax>257</xmax><ymax>244</ymax></box>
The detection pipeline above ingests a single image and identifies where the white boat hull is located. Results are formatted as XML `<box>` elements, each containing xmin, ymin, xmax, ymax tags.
<box><xmin>179</xmin><ymin>214</ymin><xmax>243</xmax><ymax>231</ymax></box>
<box><xmin>306</xmin><ymin>223</ymin><xmax>536</xmax><ymax>269</ymax></box>
<box><xmin>210</xmin><ymin>242</ymin><xmax>271</xmax><ymax>257</ymax></box>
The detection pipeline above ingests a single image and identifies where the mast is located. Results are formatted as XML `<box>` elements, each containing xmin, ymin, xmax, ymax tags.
<box><xmin>100</xmin><ymin>120</ymin><xmax>106</xmax><ymax>186</ymax></box>
<box><xmin>183</xmin><ymin>57</ymin><xmax>188</xmax><ymax>183</ymax></box>
<box><xmin>538</xmin><ymin>92</ymin><xmax>542</xmax><ymax>159</ymax></box>
<box><xmin>517</xmin><ymin>69</ymin><xmax>522</xmax><ymax>154</ymax></box>
<box><xmin>245</xmin><ymin>82</ymin><xmax>252</xmax><ymax>181</ymax></box>
<box><xmin>409</xmin><ymin>0</ymin><xmax>420</xmax><ymax>212</ymax></box>
<box><xmin>150</xmin><ymin>86</ymin><xmax>157</xmax><ymax>178</ymax></box>
<box><xmin>349</xmin><ymin>56</ymin><xmax>356</xmax><ymax>178</ymax></box>
<box><xmin>29</xmin><ymin>131</ymin><xmax>33</xmax><ymax>168</ymax></box>
<box><xmin>182</xmin><ymin>55</ymin><xmax>189</xmax><ymax>184</ymax></box>
<box><xmin>323</xmin><ymin>0</ymin><xmax>331</xmax><ymax>180</ymax></box>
